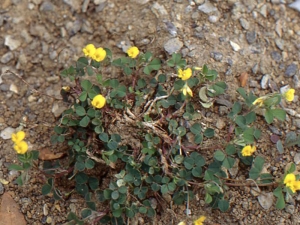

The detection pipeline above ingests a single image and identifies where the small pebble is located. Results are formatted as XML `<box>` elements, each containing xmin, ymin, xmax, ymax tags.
<box><xmin>230</xmin><ymin>41</ymin><xmax>241</xmax><ymax>51</ymax></box>
<box><xmin>285</xmin><ymin>63</ymin><xmax>298</xmax><ymax>77</ymax></box>
<box><xmin>164</xmin><ymin>38</ymin><xmax>183</xmax><ymax>55</ymax></box>
<box><xmin>0</xmin><ymin>127</ymin><xmax>15</xmax><ymax>140</ymax></box>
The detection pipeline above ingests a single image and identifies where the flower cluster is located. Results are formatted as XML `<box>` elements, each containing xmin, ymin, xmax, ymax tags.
<box><xmin>241</xmin><ymin>145</ymin><xmax>256</xmax><ymax>157</ymax></box>
<box><xmin>11</xmin><ymin>131</ymin><xmax>28</xmax><ymax>154</ymax></box>
<box><xmin>83</xmin><ymin>44</ymin><xmax>106</xmax><ymax>62</ymax></box>
<box><xmin>178</xmin><ymin>68</ymin><xmax>193</xmax><ymax>97</ymax></box>
<box><xmin>284</xmin><ymin>173</ymin><xmax>300</xmax><ymax>193</ymax></box>
<box><xmin>91</xmin><ymin>94</ymin><xmax>106</xmax><ymax>109</ymax></box>
<box><xmin>127</xmin><ymin>46</ymin><xmax>140</xmax><ymax>59</ymax></box>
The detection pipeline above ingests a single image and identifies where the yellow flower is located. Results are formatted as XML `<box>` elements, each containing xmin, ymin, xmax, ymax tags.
<box><xmin>288</xmin><ymin>184</ymin><xmax>297</xmax><ymax>193</ymax></box>
<box><xmin>241</xmin><ymin>145</ymin><xmax>256</xmax><ymax>157</ymax></box>
<box><xmin>283</xmin><ymin>89</ymin><xmax>295</xmax><ymax>102</ymax></box>
<box><xmin>92</xmin><ymin>47</ymin><xmax>106</xmax><ymax>62</ymax></box>
<box><xmin>91</xmin><ymin>94</ymin><xmax>106</xmax><ymax>109</ymax></box>
<box><xmin>127</xmin><ymin>46</ymin><xmax>139</xmax><ymax>58</ymax></box>
<box><xmin>293</xmin><ymin>180</ymin><xmax>300</xmax><ymax>191</ymax></box>
<box><xmin>11</xmin><ymin>131</ymin><xmax>26</xmax><ymax>143</ymax></box>
<box><xmin>83</xmin><ymin>44</ymin><xmax>96</xmax><ymax>57</ymax></box>
<box><xmin>13</xmin><ymin>141</ymin><xmax>28</xmax><ymax>154</ymax></box>
<box><xmin>181</xmin><ymin>84</ymin><xmax>193</xmax><ymax>97</ymax></box>
<box><xmin>178</xmin><ymin>68</ymin><xmax>192</xmax><ymax>81</ymax></box>
<box><xmin>252</xmin><ymin>97</ymin><xmax>264</xmax><ymax>107</ymax></box>
<box><xmin>284</xmin><ymin>173</ymin><xmax>296</xmax><ymax>187</ymax></box>
<box><xmin>177</xmin><ymin>222</ymin><xmax>186</xmax><ymax>225</ymax></box>
<box><xmin>194</xmin><ymin>215</ymin><xmax>206</xmax><ymax>225</ymax></box>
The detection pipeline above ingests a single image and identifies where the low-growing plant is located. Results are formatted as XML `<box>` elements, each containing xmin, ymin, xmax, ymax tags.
<box><xmin>7</xmin><ymin>43</ymin><xmax>297</xmax><ymax>224</ymax></box>
<box><xmin>9</xmin><ymin>130</ymin><xmax>39</xmax><ymax>185</ymax></box>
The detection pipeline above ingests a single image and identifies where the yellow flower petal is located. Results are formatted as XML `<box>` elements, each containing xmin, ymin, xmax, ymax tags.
<box><xmin>83</xmin><ymin>44</ymin><xmax>96</xmax><ymax>57</ymax></box>
<box><xmin>177</xmin><ymin>222</ymin><xmax>186</xmax><ymax>225</ymax></box>
<box><xmin>181</xmin><ymin>84</ymin><xmax>193</xmax><ymax>97</ymax></box>
<box><xmin>293</xmin><ymin>181</ymin><xmax>300</xmax><ymax>191</ymax></box>
<box><xmin>194</xmin><ymin>215</ymin><xmax>206</xmax><ymax>225</ymax></box>
<box><xmin>241</xmin><ymin>145</ymin><xmax>256</xmax><ymax>157</ymax></box>
<box><xmin>11</xmin><ymin>131</ymin><xmax>26</xmax><ymax>143</ymax></box>
<box><xmin>91</xmin><ymin>94</ymin><xmax>106</xmax><ymax>109</ymax></box>
<box><xmin>284</xmin><ymin>173</ymin><xmax>296</xmax><ymax>186</ymax></box>
<box><xmin>283</xmin><ymin>89</ymin><xmax>295</xmax><ymax>102</ymax></box>
<box><xmin>127</xmin><ymin>46</ymin><xmax>139</xmax><ymax>58</ymax></box>
<box><xmin>92</xmin><ymin>47</ymin><xmax>106</xmax><ymax>62</ymax></box>
<box><xmin>252</xmin><ymin>97</ymin><xmax>264</xmax><ymax>107</ymax></box>
<box><xmin>178</xmin><ymin>68</ymin><xmax>192</xmax><ymax>81</ymax></box>
<box><xmin>13</xmin><ymin>141</ymin><xmax>28</xmax><ymax>154</ymax></box>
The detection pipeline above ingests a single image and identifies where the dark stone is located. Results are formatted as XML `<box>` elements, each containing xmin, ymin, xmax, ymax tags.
<box><xmin>271</xmin><ymin>51</ymin><xmax>281</xmax><ymax>62</ymax></box>
<box><xmin>246</xmin><ymin>31</ymin><xmax>257</xmax><ymax>44</ymax></box>
<box><xmin>211</xmin><ymin>52</ymin><xmax>223</xmax><ymax>61</ymax></box>
<box><xmin>285</xmin><ymin>63</ymin><xmax>298</xmax><ymax>77</ymax></box>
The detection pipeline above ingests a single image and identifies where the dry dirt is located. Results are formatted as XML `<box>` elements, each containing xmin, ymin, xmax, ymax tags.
<box><xmin>0</xmin><ymin>0</ymin><xmax>300</xmax><ymax>224</ymax></box>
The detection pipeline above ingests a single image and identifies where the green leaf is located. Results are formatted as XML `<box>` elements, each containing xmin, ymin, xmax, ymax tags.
<box><xmin>88</xmin><ymin>177</ymin><xmax>99</xmax><ymax>190</ymax></box>
<box><xmin>205</xmin><ymin>193</ymin><xmax>213</xmax><ymax>204</ymax></box>
<box><xmin>81</xmin><ymin>80</ymin><xmax>93</xmax><ymax>91</ymax></box>
<box><xmin>174</xmin><ymin>80</ymin><xmax>185</xmax><ymax>90</ymax></box>
<box><xmin>235</xmin><ymin>115</ymin><xmax>246</xmax><ymax>128</ymax></box>
<box><xmin>75</xmin><ymin>161</ymin><xmax>85</xmax><ymax>171</ymax></box>
<box><xmin>231</xmin><ymin>102</ymin><xmax>242</xmax><ymax>115</ymax></box>
<box><xmin>259</xmin><ymin>173</ymin><xmax>273</xmax><ymax>184</ymax></box>
<box><xmin>77</xmin><ymin>57</ymin><xmax>89</xmax><ymax>69</ymax></box>
<box><xmin>143</xmin><ymin>58</ymin><xmax>161</xmax><ymax>75</ymax></box>
<box><xmin>158</xmin><ymin>74</ymin><xmax>166</xmax><ymax>83</ymax></box>
<box><xmin>218</xmin><ymin>199</ymin><xmax>229</xmax><ymax>212</ymax></box>
<box><xmin>245</xmin><ymin>111</ymin><xmax>256</xmax><ymax>124</ymax></box>
<box><xmin>243</xmin><ymin>128</ymin><xmax>255</xmax><ymax>144</ymax></box>
<box><xmin>139</xmin><ymin>207</ymin><xmax>147</xmax><ymax>214</ymax></box>
<box><xmin>254</xmin><ymin>156</ymin><xmax>265</xmax><ymax>171</ymax></box>
<box><xmin>276</xmin><ymin>140</ymin><xmax>284</xmax><ymax>154</ymax></box>
<box><xmin>81</xmin><ymin>208</ymin><xmax>92</xmax><ymax>219</ymax></box>
<box><xmin>75</xmin><ymin>106</ymin><xmax>86</xmax><ymax>116</ymax></box>
<box><xmin>194</xmin><ymin>134</ymin><xmax>203</xmax><ymax>144</ymax></box>
<box><xmin>42</xmin><ymin>184</ymin><xmax>52</xmax><ymax>195</ymax></box>
<box><xmin>192</xmin><ymin>166</ymin><xmax>202</xmax><ymax>177</ymax></box>
<box><xmin>190</xmin><ymin>123</ymin><xmax>202</xmax><ymax>134</ymax></box>
<box><xmin>107</xmin><ymin>140</ymin><xmax>118</xmax><ymax>150</ymax></box>
<box><xmin>112</xmin><ymin>209</ymin><xmax>123</xmax><ymax>218</ymax></box>
<box><xmin>86</xmin><ymin>66</ymin><xmax>94</xmax><ymax>76</ymax></box>
<box><xmin>273</xmin><ymin>187</ymin><xmax>285</xmax><ymax>209</ymax></box>
<box><xmin>85</xmin><ymin>159</ymin><xmax>95</xmax><ymax>169</ymax></box>
<box><xmin>111</xmin><ymin>190</ymin><xmax>120</xmax><ymax>200</ymax></box>
<box><xmin>184</xmin><ymin>157</ymin><xmax>194</xmax><ymax>170</ymax></box>
<box><xmin>79</xmin><ymin>116</ymin><xmax>90</xmax><ymax>127</ymax></box>
<box><xmin>99</xmin><ymin>133</ymin><xmax>109</xmax><ymax>142</ymax></box>
<box><xmin>286</xmin><ymin>163</ymin><xmax>296</xmax><ymax>174</ymax></box>
<box><xmin>225</xmin><ymin>144</ymin><xmax>236</xmax><ymax>155</ymax></box>
<box><xmin>87</xmin><ymin>108</ymin><xmax>96</xmax><ymax>117</ymax></box>
<box><xmin>253</xmin><ymin>129</ymin><xmax>261</xmax><ymax>140</ymax></box>
<box><xmin>208</xmin><ymin>81</ymin><xmax>226</xmax><ymax>97</ymax></box>
<box><xmin>264</xmin><ymin>109</ymin><xmax>274</xmax><ymax>124</ymax></box>
<box><xmin>75</xmin><ymin>172</ymin><xmax>89</xmax><ymax>184</ymax></box>
<box><xmin>214</xmin><ymin>150</ymin><xmax>225</xmax><ymax>161</ymax></box>
<box><xmin>8</xmin><ymin>164</ymin><xmax>23</xmax><ymax>171</ymax></box>
<box><xmin>271</xmin><ymin>109</ymin><xmax>286</xmax><ymax>122</ymax></box>
<box><xmin>175</xmin><ymin>126</ymin><xmax>186</xmax><ymax>136</ymax></box>
<box><xmin>204</xmin><ymin>128</ymin><xmax>214</xmax><ymax>138</ymax></box>
<box><xmin>222</xmin><ymin>157</ymin><xmax>235</xmax><ymax>169</ymax></box>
